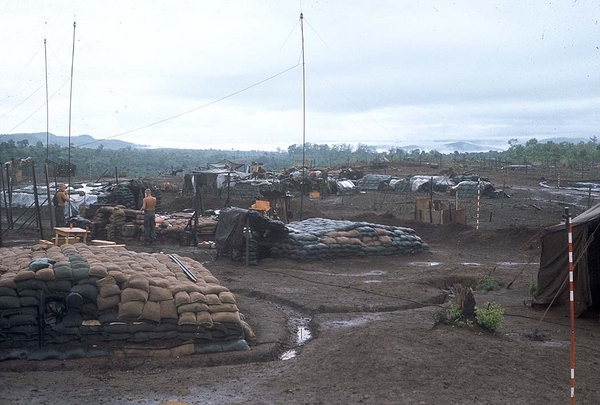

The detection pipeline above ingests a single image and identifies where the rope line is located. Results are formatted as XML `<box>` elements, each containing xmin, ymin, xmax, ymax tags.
<box><xmin>0</xmin><ymin>82</ymin><xmax>47</xmax><ymax>122</ymax></box>
<box><xmin>1</xmin><ymin>77</ymin><xmax>71</xmax><ymax>136</ymax></box>
<box><xmin>74</xmin><ymin>63</ymin><xmax>300</xmax><ymax>149</ymax></box>
<box><xmin>306</xmin><ymin>64</ymin><xmax>402</xmax><ymax>143</ymax></box>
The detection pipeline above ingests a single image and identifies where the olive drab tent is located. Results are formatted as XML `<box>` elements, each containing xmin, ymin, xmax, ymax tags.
<box><xmin>535</xmin><ymin>204</ymin><xmax>600</xmax><ymax>315</ymax></box>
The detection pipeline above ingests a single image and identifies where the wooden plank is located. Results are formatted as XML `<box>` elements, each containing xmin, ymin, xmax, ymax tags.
<box><xmin>91</xmin><ymin>239</ymin><xmax>117</xmax><ymax>246</ymax></box>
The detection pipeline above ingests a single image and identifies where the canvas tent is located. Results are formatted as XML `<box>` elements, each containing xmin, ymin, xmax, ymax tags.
<box><xmin>535</xmin><ymin>204</ymin><xmax>600</xmax><ymax>315</ymax></box>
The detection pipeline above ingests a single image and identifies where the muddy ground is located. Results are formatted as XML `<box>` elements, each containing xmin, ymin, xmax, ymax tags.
<box><xmin>2</xmin><ymin>167</ymin><xmax>600</xmax><ymax>404</ymax></box>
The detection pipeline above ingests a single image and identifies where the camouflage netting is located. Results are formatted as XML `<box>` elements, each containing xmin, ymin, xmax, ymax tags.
<box><xmin>0</xmin><ymin>244</ymin><xmax>253</xmax><ymax>356</ymax></box>
<box><xmin>265</xmin><ymin>218</ymin><xmax>429</xmax><ymax>261</ymax></box>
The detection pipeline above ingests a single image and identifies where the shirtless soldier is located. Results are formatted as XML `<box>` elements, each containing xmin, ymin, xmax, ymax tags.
<box><xmin>141</xmin><ymin>188</ymin><xmax>157</xmax><ymax>244</ymax></box>
<box><xmin>54</xmin><ymin>184</ymin><xmax>70</xmax><ymax>227</ymax></box>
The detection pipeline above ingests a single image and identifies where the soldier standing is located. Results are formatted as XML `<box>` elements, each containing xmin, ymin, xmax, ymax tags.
<box><xmin>54</xmin><ymin>184</ymin><xmax>70</xmax><ymax>227</ymax></box>
<box><xmin>141</xmin><ymin>188</ymin><xmax>157</xmax><ymax>244</ymax></box>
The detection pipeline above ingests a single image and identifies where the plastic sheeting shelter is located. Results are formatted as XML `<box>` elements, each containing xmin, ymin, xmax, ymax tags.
<box><xmin>410</xmin><ymin>176</ymin><xmax>454</xmax><ymax>192</ymax></box>
<box><xmin>1</xmin><ymin>185</ymin><xmax>99</xmax><ymax>209</ymax></box>
<box><xmin>535</xmin><ymin>204</ymin><xmax>600</xmax><ymax>315</ymax></box>
<box><xmin>356</xmin><ymin>175</ymin><xmax>391</xmax><ymax>191</ymax></box>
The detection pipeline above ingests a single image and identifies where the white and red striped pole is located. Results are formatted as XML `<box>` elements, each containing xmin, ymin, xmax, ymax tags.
<box><xmin>565</xmin><ymin>207</ymin><xmax>575</xmax><ymax>404</ymax></box>
<box><xmin>476</xmin><ymin>178</ymin><xmax>481</xmax><ymax>230</ymax></box>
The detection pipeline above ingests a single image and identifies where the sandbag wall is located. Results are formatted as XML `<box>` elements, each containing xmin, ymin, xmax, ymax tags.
<box><xmin>155</xmin><ymin>216</ymin><xmax>218</xmax><ymax>242</ymax></box>
<box><xmin>91</xmin><ymin>205</ymin><xmax>144</xmax><ymax>240</ymax></box>
<box><xmin>90</xmin><ymin>206</ymin><xmax>218</xmax><ymax>243</ymax></box>
<box><xmin>0</xmin><ymin>244</ymin><xmax>252</xmax><ymax>352</ymax></box>
<box><xmin>265</xmin><ymin>218</ymin><xmax>429</xmax><ymax>260</ymax></box>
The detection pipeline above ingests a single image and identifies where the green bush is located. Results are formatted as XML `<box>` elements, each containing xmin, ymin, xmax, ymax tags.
<box><xmin>447</xmin><ymin>301</ymin><xmax>462</xmax><ymax>321</ymax></box>
<box><xmin>475</xmin><ymin>302</ymin><xmax>505</xmax><ymax>331</ymax></box>
<box><xmin>475</xmin><ymin>277</ymin><xmax>501</xmax><ymax>292</ymax></box>
<box><xmin>432</xmin><ymin>301</ymin><xmax>464</xmax><ymax>325</ymax></box>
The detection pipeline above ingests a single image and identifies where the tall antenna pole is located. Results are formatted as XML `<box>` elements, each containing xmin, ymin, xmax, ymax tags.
<box><xmin>67</xmin><ymin>21</ymin><xmax>76</xmax><ymax>216</ymax></box>
<box><xmin>67</xmin><ymin>21</ymin><xmax>77</xmax><ymax>217</ymax></box>
<box><xmin>44</xmin><ymin>38</ymin><xmax>49</xmax><ymax>163</ymax></box>
<box><xmin>300</xmin><ymin>12</ymin><xmax>306</xmax><ymax>221</ymax></box>
<box><xmin>44</xmin><ymin>36</ymin><xmax>55</xmax><ymax>230</ymax></box>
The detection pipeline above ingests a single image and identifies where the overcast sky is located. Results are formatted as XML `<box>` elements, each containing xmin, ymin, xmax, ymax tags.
<box><xmin>1</xmin><ymin>1</ymin><xmax>599</xmax><ymax>152</ymax></box>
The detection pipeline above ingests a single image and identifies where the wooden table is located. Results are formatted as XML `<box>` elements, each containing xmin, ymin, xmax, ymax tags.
<box><xmin>54</xmin><ymin>227</ymin><xmax>89</xmax><ymax>246</ymax></box>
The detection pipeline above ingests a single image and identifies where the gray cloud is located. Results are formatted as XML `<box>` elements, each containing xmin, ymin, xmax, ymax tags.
<box><xmin>1</xmin><ymin>1</ymin><xmax>598</xmax><ymax>151</ymax></box>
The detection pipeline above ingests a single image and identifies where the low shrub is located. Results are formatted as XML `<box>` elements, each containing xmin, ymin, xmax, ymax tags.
<box><xmin>447</xmin><ymin>301</ymin><xmax>462</xmax><ymax>321</ymax></box>
<box><xmin>474</xmin><ymin>302</ymin><xmax>505</xmax><ymax>331</ymax></box>
<box><xmin>475</xmin><ymin>277</ymin><xmax>501</xmax><ymax>292</ymax></box>
<box><xmin>432</xmin><ymin>301</ymin><xmax>470</xmax><ymax>327</ymax></box>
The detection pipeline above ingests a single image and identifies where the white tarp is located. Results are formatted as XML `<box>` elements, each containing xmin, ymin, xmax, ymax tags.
<box><xmin>1</xmin><ymin>183</ymin><xmax>99</xmax><ymax>209</ymax></box>
<box><xmin>410</xmin><ymin>175</ymin><xmax>454</xmax><ymax>192</ymax></box>
<box><xmin>336</xmin><ymin>180</ymin><xmax>356</xmax><ymax>190</ymax></box>
<box><xmin>216</xmin><ymin>172</ymin><xmax>251</xmax><ymax>189</ymax></box>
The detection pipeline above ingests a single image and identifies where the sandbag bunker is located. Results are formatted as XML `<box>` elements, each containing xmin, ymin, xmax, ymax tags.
<box><xmin>0</xmin><ymin>244</ymin><xmax>253</xmax><ymax>361</ymax></box>
<box><xmin>268</xmin><ymin>218</ymin><xmax>430</xmax><ymax>260</ymax></box>
<box><xmin>216</xmin><ymin>208</ymin><xmax>429</xmax><ymax>263</ymax></box>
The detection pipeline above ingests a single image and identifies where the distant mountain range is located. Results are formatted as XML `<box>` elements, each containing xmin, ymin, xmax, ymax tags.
<box><xmin>0</xmin><ymin>132</ymin><xmax>143</xmax><ymax>150</ymax></box>
<box><xmin>380</xmin><ymin>140</ymin><xmax>506</xmax><ymax>153</ymax></box>
<box><xmin>388</xmin><ymin>137</ymin><xmax>590</xmax><ymax>154</ymax></box>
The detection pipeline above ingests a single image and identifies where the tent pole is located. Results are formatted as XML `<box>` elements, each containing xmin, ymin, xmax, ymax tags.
<box><xmin>565</xmin><ymin>207</ymin><xmax>575</xmax><ymax>405</ymax></box>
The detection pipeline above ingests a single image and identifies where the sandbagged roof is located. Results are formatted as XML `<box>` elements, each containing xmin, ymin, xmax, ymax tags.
<box><xmin>0</xmin><ymin>244</ymin><xmax>252</xmax><ymax>354</ymax></box>
<box><xmin>266</xmin><ymin>218</ymin><xmax>429</xmax><ymax>261</ymax></box>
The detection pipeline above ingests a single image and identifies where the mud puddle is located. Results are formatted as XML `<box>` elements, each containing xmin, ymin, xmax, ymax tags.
<box><xmin>280</xmin><ymin>316</ymin><xmax>312</xmax><ymax>361</ymax></box>
<box><xmin>302</xmin><ymin>270</ymin><xmax>386</xmax><ymax>277</ymax></box>
<box><xmin>409</xmin><ymin>261</ymin><xmax>442</xmax><ymax>267</ymax></box>
<box><xmin>321</xmin><ymin>314</ymin><xmax>384</xmax><ymax>330</ymax></box>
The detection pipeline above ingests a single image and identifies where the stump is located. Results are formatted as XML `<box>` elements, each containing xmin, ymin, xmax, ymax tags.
<box><xmin>454</xmin><ymin>284</ymin><xmax>476</xmax><ymax>318</ymax></box>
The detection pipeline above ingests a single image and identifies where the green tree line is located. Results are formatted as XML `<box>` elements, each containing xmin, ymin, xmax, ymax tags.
<box><xmin>1</xmin><ymin>137</ymin><xmax>599</xmax><ymax>179</ymax></box>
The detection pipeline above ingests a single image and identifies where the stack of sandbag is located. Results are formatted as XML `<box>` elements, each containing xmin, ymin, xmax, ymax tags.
<box><xmin>226</xmin><ymin>238</ymin><xmax>260</xmax><ymax>266</ymax></box>
<box><xmin>197</xmin><ymin>216</ymin><xmax>218</xmax><ymax>234</ymax></box>
<box><xmin>266</xmin><ymin>218</ymin><xmax>429</xmax><ymax>261</ymax></box>
<box><xmin>0</xmin><ymin>247</ymin><xmax>48</xmax><ymax>347</ymax></box>
<box><xmin>157</xmin><ymin>218</ymin><xmax>189</xmax><ymax>238</ymax></box>
<box><xmin>124</xmin><ymin>208</ymin><xmax>144</xmax><ymax>226</ymax></box>
<box><xmin>0</xmin><ymin>244</ymin><xmax>252</xmax><ymax>351</ymax></box>
<box><xmin>111</xmin><ymin>207</ymin><xmax>127</xmax><ymax>227</ymax></box>
<box><xmin>91</xmin><ymin>205</ymin><xmax>145</xmax><ymax>241</ymax></box>
<box><xmin>157</xmin><ymin>216</ymin><xmax>218</xmax><ymax>241</ymax></box>
<box><xmin>91</xmin><ymin>206</ymin><xmax>114</xmax><ymax>240</ymax></box>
